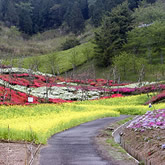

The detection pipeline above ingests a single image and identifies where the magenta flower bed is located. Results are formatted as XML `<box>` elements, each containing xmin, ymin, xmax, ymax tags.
<box><xmin>111</xmin><ymin>85</ymin><xmax>165</xmax><ymax>95</ymax></box>
<box><xmin>127</xmin><ymin>109</ymin><xmax>165</xmax><ymax>131</ymax></box>
<box><xmin>99</xmin><ymin>94</ymin><xmax>123</xmax><ymax>99</ymax></box>
<box><xmin>145</xmin><ymin>90</ymin><xmax>165</xmax><ymax>104</ymax></box>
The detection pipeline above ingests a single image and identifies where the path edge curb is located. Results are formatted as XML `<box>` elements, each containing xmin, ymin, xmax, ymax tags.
<box><xmin>112</xmin><ymin>116</ymin><xmax>140</xmax><ymax>164</ymax></box>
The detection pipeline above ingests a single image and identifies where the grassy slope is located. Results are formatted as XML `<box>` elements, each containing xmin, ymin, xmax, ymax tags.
<box><xmin>0</xmin><ymin>26</ymin><xmax>70</xmax><ymax>58</ymax></box>
<box><xmin>15</xmin><ymin>42</ymin><xmax>95</xmax><ymax>74</ymax></box>
<box><xmin>65</xmin><ymin>58</ymin><xmax>165</xmax><ymax>82</ymax></box>
<box><xmin>1</xmin><ymin>23</ymin><xmax>96</xmax><ymax>74</ymax></box>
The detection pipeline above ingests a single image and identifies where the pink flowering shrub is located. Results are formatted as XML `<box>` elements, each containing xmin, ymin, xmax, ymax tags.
<box><xmin>111</xmin><ymin>85</ymin><xmax>165</xmax><ymax>95</ymax></box>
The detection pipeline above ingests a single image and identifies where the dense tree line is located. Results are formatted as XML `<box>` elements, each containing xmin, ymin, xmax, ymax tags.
<box><xmin>0</xmin><ymin>0</ymin><xmax>157</xmax><ymax>34</ymax></box>
<box><xmin>0</xmin><ymin>0</ymin><xmax>89</xmax><ymax>34</ymax></box>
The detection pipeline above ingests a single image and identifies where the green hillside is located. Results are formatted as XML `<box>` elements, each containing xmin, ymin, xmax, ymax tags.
<box><xmin>1</xmin><ymin>0</ymin><xmax>165</xmax><ymax>83</ymax></box>
<box><xmin>6</xmin><ymin>42</ymin><xmax>95</xmax><ymax>74</ymax></box>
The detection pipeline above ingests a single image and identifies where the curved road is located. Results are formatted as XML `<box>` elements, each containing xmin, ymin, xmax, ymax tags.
<box><xmin>39</xmin><ymin>115</ymin><xmax>128</xmax><ymax>165</ymax></box>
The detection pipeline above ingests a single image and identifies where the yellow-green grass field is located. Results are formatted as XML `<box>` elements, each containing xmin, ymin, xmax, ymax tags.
<box><xmin>0</xmin><ymin>94</ymin><xmax>164</xmax><ymax>144</ymax></box>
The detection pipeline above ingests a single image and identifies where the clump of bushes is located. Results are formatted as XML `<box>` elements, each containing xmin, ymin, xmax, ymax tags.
<box><xmin>61</xmin><ymin>37</ymin><xmax>80</xmax><ymax>50</ymax></box>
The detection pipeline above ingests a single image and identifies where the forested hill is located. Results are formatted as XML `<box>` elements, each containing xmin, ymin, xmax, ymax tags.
<box><xmin>0</xmin><ymin>0</ymin><xmax>156</xmax><ymax>35</ymax></box>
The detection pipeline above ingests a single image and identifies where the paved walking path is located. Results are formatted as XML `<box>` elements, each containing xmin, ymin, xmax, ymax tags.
<box><xmin>39</xmin><ymin>115</ymin><xmax>128</xmax><ymax>165</ymax></box>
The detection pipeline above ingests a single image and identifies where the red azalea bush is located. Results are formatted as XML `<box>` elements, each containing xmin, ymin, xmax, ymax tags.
<box><xmin>0</xmin><ymin>86</ymin><xmax>39</xmax><ymax>105</ymax></box>
<box><xmin>0</xmin><ymin>72</ymin><xmax>130</xmax><ymax>89</ymax></box>
<box><xmin>0</xmin><ymin>85</ymin><xmax>73</xmax><ymax>105</ymax></box>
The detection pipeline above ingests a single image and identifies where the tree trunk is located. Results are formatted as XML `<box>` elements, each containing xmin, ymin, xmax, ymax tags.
<box><xmin>160</xmin><ymin>50</ymin><xmax>164</xmax><ymax>64</ymax></box>
<box><xmin>147</xmin><ymin>47</ymin><xmax>152</xmax><ymax>64</ymax></box>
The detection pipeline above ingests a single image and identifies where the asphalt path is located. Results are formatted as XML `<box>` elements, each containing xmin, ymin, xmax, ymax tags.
<box><xmin>39</xmin><ymin>115</ymin><xmax>128</xmax><ymax>165</ymax></box>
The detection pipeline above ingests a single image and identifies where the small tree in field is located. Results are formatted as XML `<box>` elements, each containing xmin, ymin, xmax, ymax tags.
<box><xmin>61</xmin><ymin>37</ymin><xmax>80</xmax><ymax>50</ymax></box>
<box><xmin>112</xmin><ymin>52</ymin><xmax>147</xmax><ymax>81</ymax></box>
<box><xmin>28</xmin><ymin>56</ymin><xmax>41</xmax><ymax>72</ymax></box>
<box><xmin>48</xmin><ymin>54</ymin><xmax>59</xmax><ymax>75</ymax></box>
<box><xmin>82</xmin><ymin>47</ymin><xmax>92</xmax><ymax>62</ymax></box>
<box><xmin>69</xmin><ymin>50</ymin><xmax>78</xmax><ymax>79</ymax></box>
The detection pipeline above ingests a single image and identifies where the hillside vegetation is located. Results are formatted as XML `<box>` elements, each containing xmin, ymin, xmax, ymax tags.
<box><xmin>13</xmin><ymin>42</ymin><xmax>95</xmax><ymax>74</ymax></box>
<box><xmin>0</xmin><ymin>0</ymin><xmax>142</xmax><ymax>34</ymax></box>
<box><xmin>0</xmin><ymin>25</ymin><xmax>68</xmax><ymax>58</ymax></box>
<box><xmin>0</xmin><ymin>23</ymin><xmax>94</xmax><ymax>75</ymax></box>
<box><xmin>0</xmin><ymin>0</ymin><xmax>165</xmax><ymax>83</ymax></box>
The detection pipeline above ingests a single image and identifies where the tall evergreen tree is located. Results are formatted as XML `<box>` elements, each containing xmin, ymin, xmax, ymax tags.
<box><xmin>16</xmin><ymin>2</ymin><xmax>33</xmax><ymax>34</ymax></box>
<box><xmin>80</xmin><ymin>0</ymin><xmax>89</xmax><ymax>20</ymax></box>
<box><xmin>65</xmin><ymin>2</ymin><xmax>85</xmax><ymax>33</ymax></box>
<box><xmin>89</xmin><ymin>0</ymin><xmax>105</xmax><ymax>27</ymax></box>
<box><xmin>4</xmin><ymin>1</ymin><xmax>19</xmax><ymax>26</ymax></box>
<box><xmin>89</xmin><ymin>0</ymin><xmax>125</xmax><ymax>27</ymax></box>
<box><xmin>128</xmin><ymin>0</ymin><xmax>141</xmax><ymax>10</ymax></box>
<box><xmin>94</xmin><ymin>2</ymin><xmax>134</xmax><ymax>67</ymax></box>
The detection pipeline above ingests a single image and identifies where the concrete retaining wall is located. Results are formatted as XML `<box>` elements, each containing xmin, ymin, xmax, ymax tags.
<box><xmin>113</xmin><ymin>117</ymin><xmax>154</xmax><ymax>165</ymax></box>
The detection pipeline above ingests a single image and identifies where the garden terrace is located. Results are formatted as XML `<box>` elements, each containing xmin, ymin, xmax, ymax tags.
<box><xmin>0</xmin><ymin>67</ymin><xmax>165</xmax><ymax>104</ymax></box>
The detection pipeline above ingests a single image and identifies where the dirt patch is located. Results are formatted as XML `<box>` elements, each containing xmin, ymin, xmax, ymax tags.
<box><xmin>122</xmin><ymin>128</ymin><xmax>165</xmax><ymax>165</ymax></box>
<box><xmin>0</xmin><ymin>142</ymin><xmax>39</xmax><ymax>165</ymax></box>
<box><xmin>95</xmin><ymin>118</ymin><xmax>138</xmax><ymax>165</ymax></box>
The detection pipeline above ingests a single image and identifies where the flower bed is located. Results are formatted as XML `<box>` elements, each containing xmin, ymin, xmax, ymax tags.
<box><xmin>0</xmin><ymin>67</ymin><xmax>165</xmax><ymax>105</ymax></box>
<box><xmin>145</xmin><ymin>90</ymin><xmax>165</xmax><ymax>104</ymax></box>
<box><xmin>0</xmin><ymin>73</ymin><xmax>128</xmax><ymax>88</ymax></box>
<box><xmin>0</xmin><ymin>86</ymin><xmax>39</xmax><ymax>105</ymax></box>
<box><xmin>111</xmin><ymin>84</ymin><xmax>165</xmax><ymax>95</ymax></box>
<box><xmin>127</xmin><ymin>109</ymin><xmax>165</xmax><ymax>131</ymax></box>
<box><xmin>0</xmin><ymin>72</ymin><xmax>164</xmax><ymax>94</ymax></box>
<box><xmin>0</xmin><ymin>85</ymin><xmax>73</xmax><ymax>105</ymax></box>
<box><xmin>0</xmin><ymin>104</ymin><xmax>119</xmax><ymax>143</ymax></box>
<box><xmin>122</xmin><ymin>109</ymin><xmax>165</xmax><ymax>165</ymax></box>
